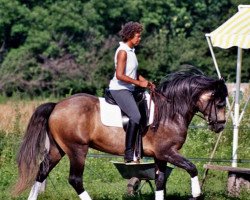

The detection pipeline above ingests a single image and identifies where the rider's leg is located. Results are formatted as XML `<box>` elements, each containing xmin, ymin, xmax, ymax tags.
<box><xmin>109</xmin><ymin>89</ymin><xmax>141</xmax><ymax>163</ymax></box>
<box><xmin>124</xmin><ymin>119</ymin><xmax>139</xmax><ymax>162</ymax></box>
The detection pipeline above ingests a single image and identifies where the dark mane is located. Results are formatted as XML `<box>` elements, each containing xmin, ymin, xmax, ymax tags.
<box><xmin>152</xmin><ymin>67</ymin><xmax>228</xmax><ymax>130</ymax></box>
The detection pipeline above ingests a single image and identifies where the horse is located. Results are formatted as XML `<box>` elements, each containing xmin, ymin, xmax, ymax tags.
<box><xmin>13</xmin><ymin>68</ymin><xmax>228</xmax><ymax>200</ymax></box>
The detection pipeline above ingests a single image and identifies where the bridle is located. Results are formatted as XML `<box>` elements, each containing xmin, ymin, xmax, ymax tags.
<box><xmin>195</xmin><ymin>92</ymin><xmax>226</xmax><ymax>125</ymax></box>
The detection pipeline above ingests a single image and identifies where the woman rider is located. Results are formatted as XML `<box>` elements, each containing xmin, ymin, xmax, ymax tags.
<box><xmin>108</xmin><ymin>21</ymin><xmax>154</xmax><ymax>163</ymax></box>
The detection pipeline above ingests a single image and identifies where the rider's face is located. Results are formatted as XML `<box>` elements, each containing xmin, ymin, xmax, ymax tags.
<box><xmin>130</xmin><ymin>33</ymin><xmax>141</xmax><ymax>46</ymax></box>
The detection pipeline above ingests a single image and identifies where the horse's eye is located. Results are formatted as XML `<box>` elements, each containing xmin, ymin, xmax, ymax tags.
<box><xmin>217</xmin><ymin>101</ymin><xmax>226</xmax><ymax>108</ymax></box>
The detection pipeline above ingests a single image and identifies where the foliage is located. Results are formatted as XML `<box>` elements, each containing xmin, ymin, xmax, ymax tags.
<box><xmin>0</xmin><ymin>0</ymin><xmax>249</xmax><ymax>97</ymax></box>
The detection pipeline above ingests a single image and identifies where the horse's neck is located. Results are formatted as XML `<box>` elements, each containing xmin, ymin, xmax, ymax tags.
<box><xmin>185</xmin><ymin>110</ymin><xmax>197</xmax><ymax>126</ymax></box>
<box><xmin>167</xmin><ymin>111</ymin><xmax>195</xmax><ymax>130</ymax></box>
<box><xmin>165</xmin><ymin>102</ymin><xmax>196</xmax><ymax>126</ymax></box>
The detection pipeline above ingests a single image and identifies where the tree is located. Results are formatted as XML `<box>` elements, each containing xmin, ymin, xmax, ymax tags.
<box><xmin>1</xmin><ymin>0</ymin><xmax>248</xmax><ymax>97</ymax></box>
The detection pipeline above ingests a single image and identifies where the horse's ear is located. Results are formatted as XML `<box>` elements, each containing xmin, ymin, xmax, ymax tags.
<box><xmin>215</xmin><ymin>77</ymin><xmax>226</xmax><ymax>86</ymax></box>
<box><xmin>219</xmin><ymin>77</ymin><xmax>225</xmax><ymax>83</ymax></box>
<box><xmin>214</xmin><ymin>78</ymin><xmax>228</xmax><ymax>98</ymax></box>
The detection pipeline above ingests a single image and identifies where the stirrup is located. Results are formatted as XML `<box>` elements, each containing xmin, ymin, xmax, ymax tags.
<box><xmin>124</xmin><ymin>159</ymin><xmax>140</xmax><ymax>165</ymax></box>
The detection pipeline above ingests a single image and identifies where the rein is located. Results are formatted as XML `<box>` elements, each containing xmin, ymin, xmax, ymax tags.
<box><xmin>148</xmin><ymin>88</ymin><xmax>169</xmax><ymax>130</ymax></box>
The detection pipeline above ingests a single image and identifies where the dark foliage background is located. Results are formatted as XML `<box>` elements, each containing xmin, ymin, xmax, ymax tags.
<box><xmin>0</xmin><ymin>0</ymin><xmax>249</xmax><ymax>97</ymax></box>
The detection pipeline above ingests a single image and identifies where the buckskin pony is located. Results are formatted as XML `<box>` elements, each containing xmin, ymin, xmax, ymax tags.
<box><xmin>13</xmin><ymin>68</ymin><xmax>228</xmax><ymax>200</ymax></box>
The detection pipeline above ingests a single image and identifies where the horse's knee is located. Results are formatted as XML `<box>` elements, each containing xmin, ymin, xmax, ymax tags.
<box><xmin>155</xmin><ymin>171</ymin><xmax>166</xmax><ymax>190</ymax></box>
<box><xmin>36</xmin><ymin>158</ymin><xmax>50</xmax><ymax>182</ymax></box>
<box><xmin>36</xmin><ymin>152</ymin><xmax>62</xmax><ymax>182</ymax></box>
<box><xmin>68</xmin><ymin>175</ymin><xmax>83</xmax><ymax>194</ymax></box>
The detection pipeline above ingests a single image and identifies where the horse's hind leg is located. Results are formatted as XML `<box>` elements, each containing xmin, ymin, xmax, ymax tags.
<box><xmin>68</xmin><ymin>144</ymin><xmax>92</xmax><ymax>200</ymax></box>
<box><xmin>28</xmin><ymin>139</ymin><xmax>65</xmax><ymax>200</ymax></box>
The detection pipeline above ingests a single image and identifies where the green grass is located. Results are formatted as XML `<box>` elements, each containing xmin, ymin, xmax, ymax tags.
<box><xmin>1</xmin><ymin>136</ymin><xmax>249</xmax><ymax>200</ymax></box>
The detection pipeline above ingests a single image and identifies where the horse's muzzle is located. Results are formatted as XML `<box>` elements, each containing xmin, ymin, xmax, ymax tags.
<box><xmin>209</xmin><ymin>122</ymin><xmax>225</xmax><ymax>133</ymax></box>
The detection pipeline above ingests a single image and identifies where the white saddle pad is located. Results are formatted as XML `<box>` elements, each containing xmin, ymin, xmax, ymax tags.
<box><xmin>99</xmin><ymin>92</ymin><xmax>155</xmax><ymax>127</ymax></box>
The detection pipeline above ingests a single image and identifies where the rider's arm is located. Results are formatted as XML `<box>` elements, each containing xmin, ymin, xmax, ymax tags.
<box><xmin>115</xmin><ymin>50</ymin><xmax>148</xmax><ymax>88</ymax></box>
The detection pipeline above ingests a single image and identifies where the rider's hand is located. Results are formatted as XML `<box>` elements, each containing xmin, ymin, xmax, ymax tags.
<box><xmin>147</xmin><ymin>82</ymin><xmax>156</xmax><ymax>90</ymax></box>
<box><xmin>138</xmin><ymin>80</ymin><xmax>149</xmax><ymax>88</ymax></box>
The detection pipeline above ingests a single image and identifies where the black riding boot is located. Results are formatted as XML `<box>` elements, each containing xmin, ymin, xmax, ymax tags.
<box><xmin>124</xmin><ymin>119</ymin><xmax>139</xmax><ymax>163</ymax></box>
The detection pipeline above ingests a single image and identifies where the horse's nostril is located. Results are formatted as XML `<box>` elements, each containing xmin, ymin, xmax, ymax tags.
<box><xmin>215</xmin><ymin>125</ymin><xmax>225</xmax><ymax>133</ymax></box>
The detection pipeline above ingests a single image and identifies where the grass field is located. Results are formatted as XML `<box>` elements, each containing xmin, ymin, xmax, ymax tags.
<box><xmin>0</xmin><ymin>98</ymin><xmax>249</xmax><ymax>200</ymax></box>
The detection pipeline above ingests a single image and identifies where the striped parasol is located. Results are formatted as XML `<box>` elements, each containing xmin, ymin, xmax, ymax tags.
<box><xmin>210</xmin><ymin>6</ymin><xmax>250</xmax><ymax>49</ymax></box>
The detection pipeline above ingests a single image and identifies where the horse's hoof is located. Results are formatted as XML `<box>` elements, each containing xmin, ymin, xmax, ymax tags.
<box><xmin>188</xmin><ymin>194</ymin><xmax>204</xmax><ymax>200</ymax></box>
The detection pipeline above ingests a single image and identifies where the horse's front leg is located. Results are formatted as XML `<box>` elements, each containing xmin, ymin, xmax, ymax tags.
<box><xmin>161</xmin><ymin>149</ymin><xmax>201</xmax><ymax>199</ymax></box>
<box><xmin>154</xmin><ymin>159</ymin><xmax>167</xmax><ymax>200</ymax></box>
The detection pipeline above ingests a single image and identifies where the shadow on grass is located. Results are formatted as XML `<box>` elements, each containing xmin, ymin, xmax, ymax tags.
<box><xmin>122</xmin><ymin>193</ymin><xmax>192</xmax><ymax>200</ymax></box>
<box><xmin>92</xmin><ymin>192</ymin><xmax>249</xmax><ymax>200</ymax></box>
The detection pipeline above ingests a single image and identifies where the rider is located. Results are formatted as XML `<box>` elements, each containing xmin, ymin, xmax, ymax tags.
<box><xmin>108</xmin><ymin>21</ymin><xmax>154</xmax><ymax>163</ymax></box>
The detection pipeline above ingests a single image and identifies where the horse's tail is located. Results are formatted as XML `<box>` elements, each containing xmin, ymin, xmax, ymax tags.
<box><xmin>12</xmin><ymin>102</ymin><xmax>56</xmax><ymax>196</ymax></box>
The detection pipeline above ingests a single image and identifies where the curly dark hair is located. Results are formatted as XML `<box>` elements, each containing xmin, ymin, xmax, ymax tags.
<box><xmin>119</xmin><ymin>21</ymin><xmax>143</xmax><ymax>42</ymax></box>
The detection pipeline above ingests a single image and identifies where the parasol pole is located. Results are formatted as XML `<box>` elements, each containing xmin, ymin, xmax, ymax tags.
<box><xmin>232</xmin><ymin>47</ymin><xmax>242</xmax><ymax>167</ymax></box>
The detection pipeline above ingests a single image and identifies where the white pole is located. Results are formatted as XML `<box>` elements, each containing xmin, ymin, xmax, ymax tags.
<box><xmin>232</xmin><ymin>47</ymin><xmax>242</xmax><ymax>167</ymax></box>
<box><xmin>239</xmin><ymin>94</ymin><xmax>250</xmax><ymax>123</ymax></box>
<box><xmin>205</xmin><ymin>34</ymin><xmax>234</xmax><ymax>122</ymax></box>
<box><xmin>205</xmin><ymin>35</ymin><xmax>221</xmax><ymax>78</ymax></box>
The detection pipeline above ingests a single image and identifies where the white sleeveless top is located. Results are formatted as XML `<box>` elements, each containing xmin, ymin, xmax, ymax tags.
<box><xmin>109</xmin><ymin>42</ymin><xmax>138</xmax><ymax>91</ymax></box>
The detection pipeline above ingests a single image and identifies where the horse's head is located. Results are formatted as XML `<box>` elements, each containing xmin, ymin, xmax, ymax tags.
<box><xmin>196</xmin><ymin>79</ymin><xmax>228</xmax><ymax>133</ymax></box>
<box><xmin>153</xmin><ymin>67</ymin><xmax>229</xmax><ymax>132</ymax></box>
